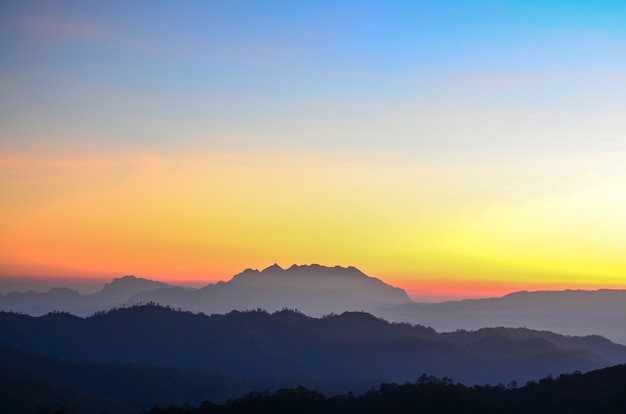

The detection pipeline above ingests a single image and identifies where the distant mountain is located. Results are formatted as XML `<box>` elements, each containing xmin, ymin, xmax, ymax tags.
<box><xmin>0</xmin><ymin>275</ymin><xmax>176</xmax><ymax>316</ymax></box>
<box><xmin>1</xmin><ymin>304</ymin><xmax>625</xmax><ymax>389</ymax></box>
<box><xmin>97</xmin><ymin>275</ymin><xmax>173</xmax><ymax>302</ymax></box>
<box><xmin>169</xmin><ymin>263</ymin><xmax>411</xmax><ymax>315</ymax></box>
<box><xmin>0</xmin><ymin>287</ymin><xmax>82</xmax><ymax>316</ymax></box>
<box><xmin>375</xmin><ymin>289</ymin><xmax>626</xmax><ymax>345</ymax></box>
<box><xmin>0</xmin><ymin>264</ymin><xmax>412</xmax><ymax>317</ymax></box>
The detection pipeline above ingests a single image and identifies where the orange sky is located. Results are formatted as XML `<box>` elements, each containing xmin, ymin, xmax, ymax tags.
<box><xmin>2</xmin><ymin>148</ymin><xmax>625</xmax><ymax>300</ymax></box>
<box><xmin>1</xmin><ymin>2</ymin><xmax>626</xmax><ymax>301</ymax></box>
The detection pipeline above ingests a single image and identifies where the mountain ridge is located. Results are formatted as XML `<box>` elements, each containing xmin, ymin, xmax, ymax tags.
<box><xmin>1</xmin><ymin>304</ymin><xmax>625</xmax><ymax>388</ymax></box>
<box><xmin>3</xmin><ymin>266</ymin><xmax>626</xmax><ymax>343</ymax></box>
<box><xmin>377</xmin><ymin>288</ymin><xmax>626</xmax><ymax>344</ymax></box>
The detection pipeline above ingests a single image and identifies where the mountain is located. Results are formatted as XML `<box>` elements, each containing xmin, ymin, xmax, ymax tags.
<box><xmin>0</xmin><ymin>275</ymin><xmax>177</xmax><ymax>316</ymax></box>
<box><xmin>96</xmin><ymin>275</ymin><xmax>173</xmax><ymax>302</ymax></box>
<box><xmin>161</xmin><ymin>263</ymin><xmax>411</xmax><ymax>315</ymax></box>
<box><xmin>4</xmin><ymin>268</ymin><xmax>626</xmax><ymax>346</ymax></box>
<box><xmin>375</xmin><ymin>289</ymin><xmax>626</xmax><ymax>345</ymax></box>
<box><xmin>0</xmin><ymin>264</ymin><xmax>412</xmax><ymax>317</ymax></box>
<box><xmin>0</xmin><ymin>287</ymin><xmax>82</xmax><ymax>316</ymax></box>
<box><xmin>1</xmin><ymin>304</ymin><xmax>625</xmax><ymax>389</ymax></box>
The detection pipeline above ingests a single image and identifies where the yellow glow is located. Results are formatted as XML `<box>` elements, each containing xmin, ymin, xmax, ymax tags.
<box><xmin>1</xmin><ymin>147</ymin><xmax>626</xmax><ymax>298</ymax></box>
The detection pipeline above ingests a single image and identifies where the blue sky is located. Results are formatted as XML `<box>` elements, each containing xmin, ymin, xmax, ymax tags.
<box><xmin>2</xmin><ymin>0</ymin><xmax>624</xmax><ymax>153</ymax></box>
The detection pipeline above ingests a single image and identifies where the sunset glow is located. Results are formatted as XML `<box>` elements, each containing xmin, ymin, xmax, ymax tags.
<box><xmin>1</xmin><ymin>1</ymin><xmax>625</xmax><ymax>300</ymax></box>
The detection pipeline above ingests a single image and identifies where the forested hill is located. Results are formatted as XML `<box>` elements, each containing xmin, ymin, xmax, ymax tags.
<box><xmin>1</xmin><ymin>304</ymin><xmax>625</xmax><ymax>388</ymax></box>
<box><xmin>144</xmin><ymin>364</ymin><xmax>626</xmax><ymax>414</ymax></box>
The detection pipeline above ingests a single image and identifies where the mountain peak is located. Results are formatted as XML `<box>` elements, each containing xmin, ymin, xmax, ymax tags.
<box><xmin>236</xmin><ymin>264</ymin><xmax>368</xmax><ymax>280</ymax></box>
<box><xmin>262</xmin><ymin>263</ymin><xmax>284</xmax><ymax>273</ymax></box>
<box><xmin>287</xmin><ymin>264</ymin><xmax>367</xmax><ymax>278</ymax></box>
<box><xmin>109</xmin><ymin>275</ymin><xmax>139</xmax><ymax>283</ymax></box>
<box><xmin>106</xmin><ymin>275</ymin><xmax>151</xmax><ymax>287</ymax></box>
<box><xmin>101</xmin><ymin>275</ymin><xmax>170</xmax><ymax>295</ymax></box>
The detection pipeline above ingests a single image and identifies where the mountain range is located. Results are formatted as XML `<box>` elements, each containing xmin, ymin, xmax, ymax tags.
<box><xmin>2</xmin><ymin>264</ymin><xmax>626</xmax><ymax>344</ymax></box>
<box><xmin>0</xmin><ymin>264</ymin><xmax>410</xmax><ymax>317</ymax></box>
<box><xmin>4</xmin><ymin>264</ymin><xmax>626</xmax><ymax>413</ymax></box>
<box><xmin>2</xmin><ymin>303</ymin><xmax>626</xmax><ymax>413</ymax></box>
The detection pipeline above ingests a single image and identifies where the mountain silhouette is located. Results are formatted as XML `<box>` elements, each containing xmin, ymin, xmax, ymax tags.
<box><xmin>97</xmin><ymin>275</ymin><xmax>172</xmax><ymax>301</ymax></box>
<box><xmin>0</xmin><ymin>275</ymin><xmax>178</xmax><ymax>316</ymax></box>
<box><xmin>0</xmin><ymin>264</ymin><xmax>411</xmax><ymax>317</ymax></box>
<box><xmin>2</xmin><ymin>304</ymin><xmax>625</xmax><ymax>389</ymax></box>
<box><xmin>4</xmin><ymin>268</ymin><xmax>626</xmax><ymax>345</ymax></box>
<box><xmin>182</xmin><ymin>263</ymin><xmax>411</xmax><ymax>314</ymax></box>
<box><xmin>139</xmin><ymin>363</ymin><xmax>626</xmax><ymax>414</ymax></box>
<box><xmin>7</xmin><ymin>336</ymin><xmax>626</xmax><ymax>414</ymax></box>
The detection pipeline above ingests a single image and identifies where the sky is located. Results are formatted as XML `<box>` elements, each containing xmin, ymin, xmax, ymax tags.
<box><xmin>1</xmin><ymin>1</ymin><xmax>625</xmax><ymax>301</ymax></box>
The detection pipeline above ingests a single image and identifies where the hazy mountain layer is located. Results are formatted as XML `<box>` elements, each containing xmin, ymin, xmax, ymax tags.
<box><xmin>376</xmin><ymin>289</ymin><xmax>626</xmax><ymax>345</ymax></box>
<box><xmin>0</xmin><ymin>275</ymin><xmax>174</xmax><ymax>316</ymax></box>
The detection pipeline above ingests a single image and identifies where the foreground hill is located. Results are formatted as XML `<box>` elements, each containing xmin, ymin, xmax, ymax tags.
<box><xmin>0</xmin><ymin>264</ymin><xmax>411</xmax><ymax>317</ymax></box>
<box><xmin>144</xmin><ymin>364</ymin><xmax>626</xmax><ymax>414</ymax></box>
<box><xmin>0</xmin><ymin>343</ymin><xmax>375</xmax><ymax>414</ymax></box>
<box><xmin>0</xmin><ymin>343</ymin><xmax>241</xmax><ymax>414</ymax></box>
<box><xmin>6</xmin><ymin>339</ymin><xmax>626</xmax><ymax>414</ymax></box>
<box><xmin>1</xmin><ymin>304</ymin><xmax>625</xmax><ymax>389</ymax></box>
